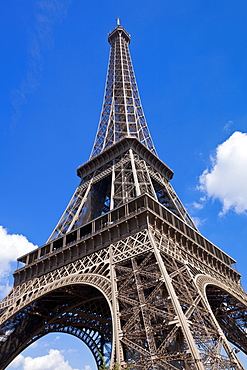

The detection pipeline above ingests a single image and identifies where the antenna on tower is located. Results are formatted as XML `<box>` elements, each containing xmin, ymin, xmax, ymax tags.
<box><xmin>116</xmin><ymin>17</ymin><xmax>121</xmax><ymax>26</ymax></box>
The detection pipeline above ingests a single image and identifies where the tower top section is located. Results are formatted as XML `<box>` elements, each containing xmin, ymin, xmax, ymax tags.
<box><xmin>90</xmin><ymin>23</ymin><xmax>156</xmax><ymax>158</ymax></box>
<box><xmin>108</xmin><ymin>23</ymin><xmax>131</xmax><ymax>45</ymax></box>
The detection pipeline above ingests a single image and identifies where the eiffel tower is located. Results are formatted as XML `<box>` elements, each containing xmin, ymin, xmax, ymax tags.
<box><xmin>1</xmin><ymin>21</ymin><xmax>247</xmax><ymax>370</ymax></box>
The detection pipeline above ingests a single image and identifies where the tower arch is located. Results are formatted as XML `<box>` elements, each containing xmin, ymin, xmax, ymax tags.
<box><xmin>196</xmin><ymin>275</ymin><xmax>247</xmax><ymax>354</ymax></box>
<box><xmin>0</xmin><ymin>280</ymin><xmax>113</xmax><ymax>368</ymax></box>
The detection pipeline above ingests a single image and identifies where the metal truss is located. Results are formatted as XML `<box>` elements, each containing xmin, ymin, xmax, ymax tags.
<box><xmin>48</xmin><ymin>140</ymin><xmax>197</xmax><ymax>241</ymax></box>
<box><xmin>47</xmin><ymin>20</ymin><xmax>197</xmax><ymax>242</ymax></box>
<box><xmin>0</xmin><ymin>287</ymin><xmax>112</xmax><ymax>368</ymax></box>
<box><xmin>1</xmin><ymin>228</ymin><xmax>247</xmax><ymax>369</ymax></box>
<box><xmin>90</xmin><ymin>24</ymin><xmax>156</xmax><ymax>158</ymax></box>
<box><xmin>110</xmin><ymin>228</ymin><xmax>247</xmax><ymax>369</ymax></box>
<box><xmin>0</xmin><ymin>247</ymin><xmax>113</xmax><ymax>368</ymax></box>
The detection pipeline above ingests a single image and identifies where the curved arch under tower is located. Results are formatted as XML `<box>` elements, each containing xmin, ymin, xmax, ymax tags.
<box><xmin>205</xmin><ymin>283</ymin><xmax>247</xmax><ymax>354</ymax></box>
<box><xmin>0</xmin><ymin>283</ymin><xmax>112</xmax><ymax>368</ymax></box>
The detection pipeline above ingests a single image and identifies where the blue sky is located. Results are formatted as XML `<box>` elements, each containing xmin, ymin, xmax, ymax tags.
<box><xmin>1</xmin><ymin>0</ymin><xmax>247</xmax><ymax>368</ymax></box>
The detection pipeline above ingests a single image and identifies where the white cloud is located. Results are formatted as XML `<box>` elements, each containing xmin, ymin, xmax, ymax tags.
<box><xmin>0</xmin><ymin>279</ymin><xmax>13</xmax><ymax>299</ymax></box>
<box><xmin>0</xmin><ymin>226</ymin><xmax>37</xmax><ymax>298</ymax></box>
<box><xmin>223</xmin><ymin>120</ymin><xmax>233</xmax><ymax>133</ymax></box>
<box><xmin>9</xmin><ymin>349</ymin><xmax>86</xmax><ymax>370</ymax></box>
<box><xmin>0</xmin><ymin>226</ymin><xmax>37</xmax><ymax>277</ymax></box>
<box><xmin>67</xmin><ymin>348</ymin><xmax>78</xmax><ymax>354</ymax></box>
<box><xmin>199</xmin><ymin>131</ymin><xmax>247</xmax><ymax>215</ymax></box>
<box><xmin>191</xmin><ymin>216</ymin><xmax>205</xmax><ymax>228</ymax></box>
<box><xmin>9</xmin><ymin>354</ymin><xmax>24</xmax><ymax>368</ymax></box>
<box><xmin>192</xmin><ymin>202</ymin><xmax>204</xmax><ymax>210</ymax></box>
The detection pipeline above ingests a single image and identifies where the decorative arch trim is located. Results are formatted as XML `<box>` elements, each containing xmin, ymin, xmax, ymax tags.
<box><xmin>0</xmin><ymin>273</ymin><xmax>112</xmax><ymax>326</ymax></box>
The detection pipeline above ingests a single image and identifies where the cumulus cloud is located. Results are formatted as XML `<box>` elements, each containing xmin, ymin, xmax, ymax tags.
<box><xmin>9</xmin><ymin>349</ymin><xmax>85</xmax><ymax>370</ymax></box>
<box><xmin>198</xmin><ymin>131</ymin><xmax>247</xmax><ymax>216</ymax></box>
<box><xmin>0</xmin><ymin>226</ymin><xmax>37</xmax><ymax>298</ymax></box>
<box><xmin>11</xmin><ymin>0</ymin><xmax>71</xmax><ymax>126</ymax></box>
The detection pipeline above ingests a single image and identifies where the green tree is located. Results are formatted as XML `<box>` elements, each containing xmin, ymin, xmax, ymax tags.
<box><xmin>98</xmin><ymin>352</ymin><xmax>132</xmax><ymax>370</ymax></box>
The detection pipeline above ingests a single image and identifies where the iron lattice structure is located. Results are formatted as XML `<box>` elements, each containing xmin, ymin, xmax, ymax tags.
<box><xmin>0</xmin><ymin>23</ymin><xmax>247</xmax><ymax>370</ymax></box>
<box><xmin>90</xmin><ymin>25</ymin><xmax>156</xmax><ymax>158</ymax></box>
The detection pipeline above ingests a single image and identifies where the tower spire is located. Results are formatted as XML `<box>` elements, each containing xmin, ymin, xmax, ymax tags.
<box><xmin>91</xmin><ymin>23</ymin><xmax>156</xmax><ymax>158</ymax></box>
